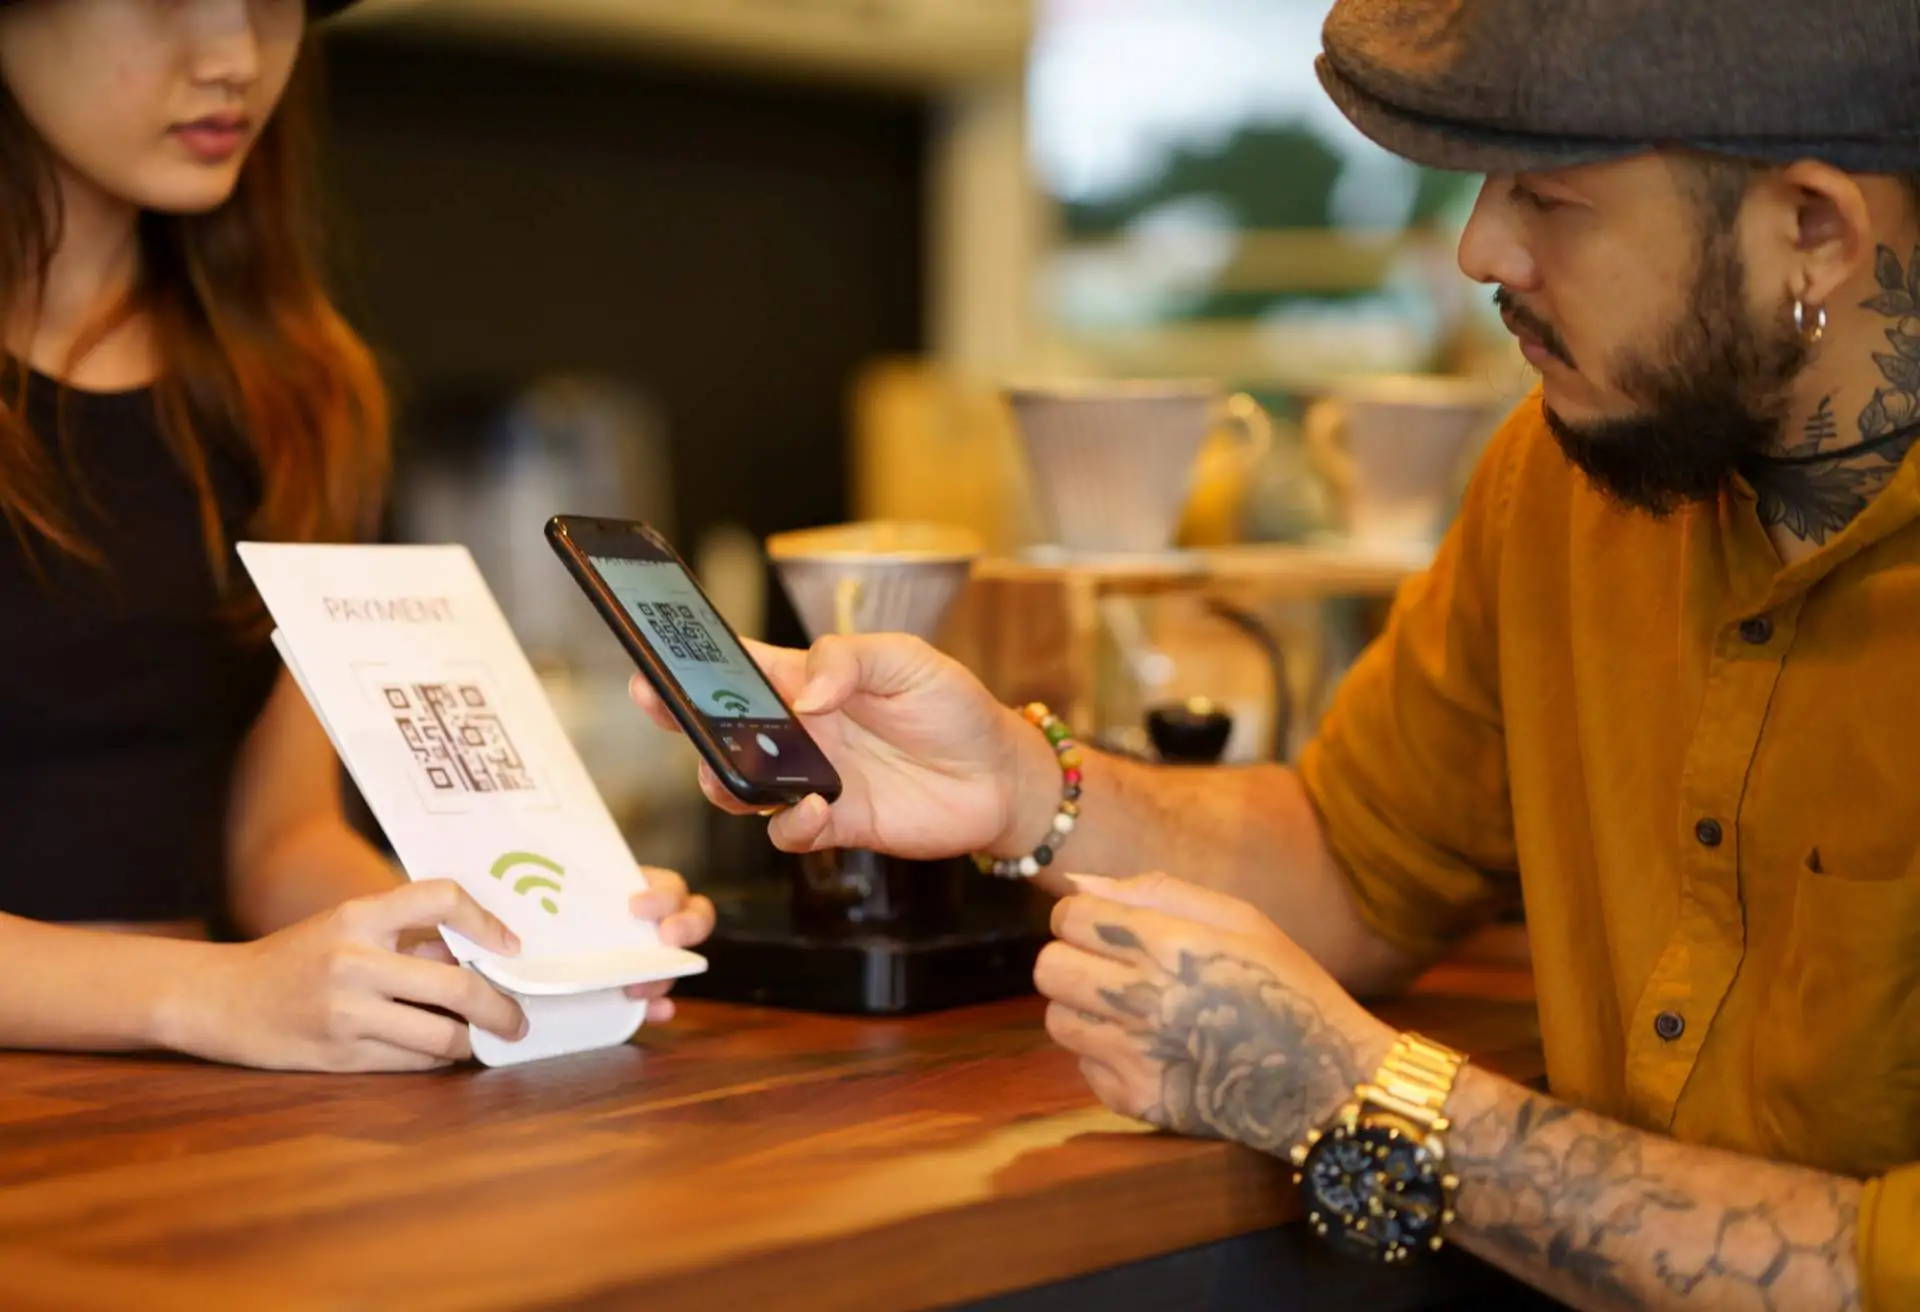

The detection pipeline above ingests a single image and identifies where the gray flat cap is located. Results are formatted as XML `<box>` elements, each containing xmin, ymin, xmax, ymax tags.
<box><xmin>1317</xmin><ymin>0</ymin><xmax>1920</xmax><ymax>176</ymax></box>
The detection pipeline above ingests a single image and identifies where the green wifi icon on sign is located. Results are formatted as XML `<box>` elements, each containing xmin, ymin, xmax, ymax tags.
<box><xmin>490</xmin><ymin>850</ymin><xmax>564</xmax><ymax>915</ymax></box>
<box><xmin>711</xmin><ymin>688</ymin><xmax>751</xmax><ymax>716</ymax></box>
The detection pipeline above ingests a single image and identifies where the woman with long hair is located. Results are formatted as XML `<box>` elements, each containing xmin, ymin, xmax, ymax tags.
<box><xmin>0</xmin><ymin>0</ymin><xmax>713</xmax><ymax>1070</ymax></box>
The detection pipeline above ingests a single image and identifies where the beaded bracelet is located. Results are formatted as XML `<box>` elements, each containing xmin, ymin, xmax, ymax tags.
<box><xmin>973</xmin><ymin>702</ymin><xmax>1083</xmax><ymax>879</ymax></box>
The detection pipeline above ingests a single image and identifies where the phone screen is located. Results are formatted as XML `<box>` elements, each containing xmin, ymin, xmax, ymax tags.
<box><xmin>588</xmin><ymin>555</ymin><xmax>790</xmax><ymax>723</ymax></box>
<box><xmin>555</xmin><ymin>520</ymin><xmax>839</xmax><ymax>802</ymax></box>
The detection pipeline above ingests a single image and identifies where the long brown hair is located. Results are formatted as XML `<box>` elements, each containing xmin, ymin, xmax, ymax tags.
<box><xmin>0</xmin><ymin>45</ymin><xmax>388</xmax><ymax>597</ymax></box>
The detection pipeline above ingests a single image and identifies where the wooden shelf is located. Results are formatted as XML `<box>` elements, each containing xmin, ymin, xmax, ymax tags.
<box><xmin>954</xmin><ymin>541</ymin><xmax>1424</xmax><ymax>737</ymax></box>
<box><xmin>975</xmin><ymin>540</ymin><xmax>1427</xmax><ymax>600</ymax></box>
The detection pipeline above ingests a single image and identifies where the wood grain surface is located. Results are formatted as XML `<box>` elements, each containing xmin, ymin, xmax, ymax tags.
<box><xmin>0</xmin><ymin>952</ymin><xmax>1538</xmax><ymax>1311</ymax></box>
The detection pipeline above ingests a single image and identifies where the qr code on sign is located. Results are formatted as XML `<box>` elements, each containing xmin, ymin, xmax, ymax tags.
<box><xmin>381</xmin><ymin>680</ymin><xmax>536</xmax><ymax>796</ymax></box>
<box><xmin>633</xmin><ymin>601</ymin><xmax>725</xmax><ymax>664</ymax></box>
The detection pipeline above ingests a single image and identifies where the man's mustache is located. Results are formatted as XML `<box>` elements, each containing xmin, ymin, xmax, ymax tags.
<box><xmin>1494</xmin><ymin>287</ymin><xmax>1576</xmax><ymax>369</ymax></box>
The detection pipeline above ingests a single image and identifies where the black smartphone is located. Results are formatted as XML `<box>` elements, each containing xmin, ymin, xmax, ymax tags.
<box><xmin>545</xmin><ymin>514</ymin><xmax>842</xmax><ymax>808</ymax></box>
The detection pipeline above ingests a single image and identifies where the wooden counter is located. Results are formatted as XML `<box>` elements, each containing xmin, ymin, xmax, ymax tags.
<box><xmin>0</xmin><ymin>950</ymin><xmax>1539</xmax><ymax>1311</ymax></box>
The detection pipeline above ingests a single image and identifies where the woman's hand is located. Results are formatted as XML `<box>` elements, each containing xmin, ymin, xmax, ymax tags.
<box><xmin>158</xmin><ymin>879</ymin><xmax>528</xmax><ymax>1072</ymax></box>
<box><xmin>628</xmin><ymin>633</ymin><xmax>1063</xmax><ymax>861</ymax></box>
<box><xmin>403</xmin><ymin>866</ymin><xmax>713</xmax><ymax>1021</ymax></box>
<box><xmin>621</xmin><ymin>866</ymin><xmax>715</xmax><ymax>1022</ymax></box>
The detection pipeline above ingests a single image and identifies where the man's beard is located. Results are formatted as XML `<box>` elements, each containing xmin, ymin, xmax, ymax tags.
<box><xmin>1505</xmin><ymin>234</ymin><xmax>1808</xmax><ymax>515</ymax></box>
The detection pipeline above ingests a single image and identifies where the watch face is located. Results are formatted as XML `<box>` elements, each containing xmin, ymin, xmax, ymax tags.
<box><xmin>1300</xmin><ymin>1120</ymin><xmax>1447</xmax><ymax>1262</ymax></box>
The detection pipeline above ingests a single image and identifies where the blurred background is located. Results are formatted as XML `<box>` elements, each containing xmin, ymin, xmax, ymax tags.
<box><xmin>317</xmin><ymin>0</ymin><xmax>1538</xmax><ymax>887</ymax></box>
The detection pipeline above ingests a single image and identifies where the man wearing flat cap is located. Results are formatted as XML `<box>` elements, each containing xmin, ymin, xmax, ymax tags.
<box><xmin>637</xmin><ymin>2</ymin><xmax>1920</xmax><ymax>1307</ymax></box>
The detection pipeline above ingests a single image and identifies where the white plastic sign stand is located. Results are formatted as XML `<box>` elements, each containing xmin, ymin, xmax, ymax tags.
<box><xmin>238</xmin><ymin>542</ymin><xmax>706</xmax><ymax>1067</ymax></box>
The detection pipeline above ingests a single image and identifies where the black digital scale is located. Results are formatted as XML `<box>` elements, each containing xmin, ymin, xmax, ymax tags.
<box><xmin>672</xmin><ymin>815</ymin><xmax>1050</xmax><ymax>1015</ymax></box>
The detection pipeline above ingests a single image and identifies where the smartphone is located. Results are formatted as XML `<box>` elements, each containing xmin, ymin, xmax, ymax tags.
<box><xmin>545</xmin><ymin>514</ymin><xmax>842</xmax><ymax>808</ymax></box>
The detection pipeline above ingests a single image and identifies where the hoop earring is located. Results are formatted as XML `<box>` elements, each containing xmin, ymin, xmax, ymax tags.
<box><xmin>1794</xmin><ymin>297</ymin><xmax>1827</xmax><ymax>345</ymax></box>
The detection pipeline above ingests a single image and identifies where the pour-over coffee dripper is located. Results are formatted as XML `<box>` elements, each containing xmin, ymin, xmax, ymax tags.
<box><xmin>1004</xmin><ymin>382</ymin><xmax>1270</xmax><ymax>559</ymax></box>
<box><xmin>766</xmin><ymin>521</ymin><xmax>982</xmax><ymax>936</ymax></box>
<box><xmin>1303</xmin><ymin>373</ymin><xmax>1503</xmax><ymax>556</ymax></box>
<box><xmin>769</xmin><ymin>521</ymin><xmax>979</xmax><ymax>655</ymax></box>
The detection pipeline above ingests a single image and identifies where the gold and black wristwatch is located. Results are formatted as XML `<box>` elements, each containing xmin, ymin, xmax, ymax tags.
<box><xmin>1288</xmin><ymin>1032</ymin><xmax>1467</xmax><ymax>1264</ymax></box>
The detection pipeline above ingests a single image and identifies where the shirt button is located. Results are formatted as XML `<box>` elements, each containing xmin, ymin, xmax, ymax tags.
<box><xmin>1739</xmin><ymin>616</ymin><xmax>1773</xmax><ymax>645</ymax></box>
<box><xmin>1654</xmin><ymin>1010</ymin><xmax>1686</xmax><ymax>1041</ymax></box>
<box><xmin>1694</xmin><ymin>817</ymin><xmax>1724</xmax><ymax>848</ymax></box>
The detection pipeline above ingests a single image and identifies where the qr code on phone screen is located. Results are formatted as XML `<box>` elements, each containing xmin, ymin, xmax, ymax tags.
<box><xmin>632</xmin><ymin>601</ymin><xmax>726</xmax><ymax>664</ymax></box>
<box><xmin>380</xmin><ymin>679</ymin><xmax>536</xmax><ymax>797</ymax></box>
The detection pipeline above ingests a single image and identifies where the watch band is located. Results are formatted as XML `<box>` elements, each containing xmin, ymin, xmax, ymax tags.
<box><xmin>1359</xmin><ymin>1031</ymin><xmax>1468</xmax><ymax>1131</ymax></box>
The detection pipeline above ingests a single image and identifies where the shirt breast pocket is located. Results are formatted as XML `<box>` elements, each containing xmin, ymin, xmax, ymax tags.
<box><xmin>1754</xmin><ymin>854</ymin><xmax>1920</xmax><ymax>1178</ymax></box>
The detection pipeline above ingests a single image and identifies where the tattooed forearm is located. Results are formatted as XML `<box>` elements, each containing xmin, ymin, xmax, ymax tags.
<box><xmin>1065</xmin><ymin>905</ymin><xmax>1865</xmax><ymax>1310</ymax></box>
<box><xmin>1746</xmin><ymin>243</ymin><xmax>1920</xmax><ymax>544</ymax></box>
<box><xmin>1444</xmin><ymin>1070</ymin><xmax>1864</xmax><ymax>1311</ymax></box>
<box><xmin>1094</xmin><ymin>925</ymin><xmax>1370</xmax><ymax>1154</ymax></box>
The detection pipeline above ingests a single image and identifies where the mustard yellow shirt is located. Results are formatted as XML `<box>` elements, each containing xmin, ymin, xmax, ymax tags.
<box><xmin>1300</xmin><ymin>389</ymin><xmax>1920</xmax><ymax>1310</ymax></box>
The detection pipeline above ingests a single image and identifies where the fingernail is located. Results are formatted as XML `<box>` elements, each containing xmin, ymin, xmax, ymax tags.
<box><xmin>1064</xmin><ymin>874</ymin><xmax>1115</xmax><ymax>892</ymax></box>
<box><xmin>516</xmin><ymin>1013</ymin><xmax>531</xmax><ymax>1040</ymax></box>
<box><xmin>502</xmin><ymin>928</ymin><xmax>522</xmax><ymax>954</ymax></box>
<box><xmin>630</xmin><ymin>892</ymin><xmax>663</xmax><ymax>918</ymax></box>
<box><xmin>792</xmin><ymin>679</ymin><xmax>829</xmax><ymax>714</ymax></box>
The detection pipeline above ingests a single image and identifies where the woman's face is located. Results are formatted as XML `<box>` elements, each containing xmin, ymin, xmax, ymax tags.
<box><xmin>0</xmin><ymin>0</ymin><xmax>304</xmax><ymax>215</ymax></box>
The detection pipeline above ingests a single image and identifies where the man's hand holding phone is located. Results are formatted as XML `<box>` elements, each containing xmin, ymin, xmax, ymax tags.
<box><xmin>550</xmin><ymin>515</ymin><xmax>1062</xmax><ymax>866</ymax></box>
<box><xmin>625</xmin><ymin>631</ymin><xmax>1062</xmax><ymax>865</ymax></box>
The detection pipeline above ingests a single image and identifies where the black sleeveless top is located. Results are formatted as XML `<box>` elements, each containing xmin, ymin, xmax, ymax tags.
<box><xmin>0</xmin><ymin>371</ymin><xmax>280</xmax><ymax>922</ymax></box>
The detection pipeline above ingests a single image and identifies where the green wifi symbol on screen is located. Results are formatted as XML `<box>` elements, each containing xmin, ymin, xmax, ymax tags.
<box><xmin>712</xmin><ymin>688</ymin><xmax>751</xmax><ymax>716</ymax></box>
<box><xmin>490</xmin><ymin>850</ymin><xmax>564</xmax><ymax>915</ymax></box>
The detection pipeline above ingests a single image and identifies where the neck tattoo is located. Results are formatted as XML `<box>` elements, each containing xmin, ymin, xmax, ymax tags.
<box><xmin>1744</xmin><ymin>242</ymin><xmax>1920</xmax><ymax>546</ymax></box>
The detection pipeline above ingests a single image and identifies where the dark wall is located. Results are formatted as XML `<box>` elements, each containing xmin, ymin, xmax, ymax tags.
<box><xmin>313</xmin><ymin>32</ymin><xmax>928</xmax><ymax>641</ymax></box>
